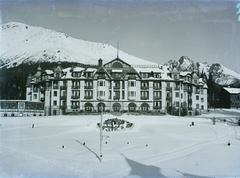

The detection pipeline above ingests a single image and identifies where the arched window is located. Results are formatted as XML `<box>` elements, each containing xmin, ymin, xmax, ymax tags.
<box><xmin>128</xmin><ymin>103</ymin><xmax>137</xmax><ymax>112</ymax></box>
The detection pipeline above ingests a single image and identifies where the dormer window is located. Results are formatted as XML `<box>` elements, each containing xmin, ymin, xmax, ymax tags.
<box><xmin>86</xmin><ymin>72</ymin><xmax>92</xmax><ymax>78</ymax></box>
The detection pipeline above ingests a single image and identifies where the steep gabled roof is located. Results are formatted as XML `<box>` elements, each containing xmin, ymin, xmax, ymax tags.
<box><xmin>94</xmin><ymin>66</ymin><xmax>112</xmax><ymax>79</ymax></box>
<box><xmin>103</xmin><ymin>57</ymin><xmax>131</xmax><ymax>68</ymax></box>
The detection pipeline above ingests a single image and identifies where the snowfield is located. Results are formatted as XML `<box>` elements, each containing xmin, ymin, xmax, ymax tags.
<box><xmin>0</xmin><ymin>110</ymin><xmax>240</xmax><ymax>178</ymax></box>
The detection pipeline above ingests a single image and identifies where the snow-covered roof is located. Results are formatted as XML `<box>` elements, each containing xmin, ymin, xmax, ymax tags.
<box><xmin>180</xmin><ymin>72</ymin><xmax>191</xmax><ymax>76</ymax></box>
<box><xmin>73</xmin><ymin>67</ymin><xmax>84</xmax><ymax>72</ymax></box>
<box><xmin>134</xmin><ymin>67</ymin><xmax>162</xmax><ymax>73</ymax></box>
<box><xmin>45</xmin><ymin>70</ymin><xmax>54</xmax><ymax>75</ymax></box>
<box><xmin>86</xmin><ymin>68</ymin><xmax>97</xmax><ymax>72</ymax></box>
<box><xmin>61</xmin><ymin>68</ymin><xmax>72</xmax><ymax>79</ymax></box>
<box><xmin>62</xmin><ymin>67</ymin><xmax>71</xmax><ymax>73</ymax></box>
<box><xmin>112</xmin><ymin>69</ymin><xmax>123</xmax><ymax>73</ymax></box>
<box><xmin>223</xmin><ymin>87</ymin><xmax>240</xmax><ymax>94</ymax></box>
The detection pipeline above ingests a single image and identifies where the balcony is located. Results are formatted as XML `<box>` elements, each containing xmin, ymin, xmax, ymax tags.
<box><xmin>195</xmin><ymin>90</ymin><xmax>200</xmax><ymax>94</ymax></box>
<box><xmin>153</xmin><ymin>86</ymin><xmax>161</xmax><ymax>90</ymax></box>
<box><xmin>72</xmin><ymin>85</ymin><xmax>80</xmax><ymax>89</ymax></box>
<box><xmin>61</xmin><ymin>105</ymin><xmax>66</xmax><ymax>110</ymax></box>
<box><xmin>71</xmin><ymin>95</ymin><xmax>80</xmax><ymax>99</ymax></box>
<box><xmin>153</xmin><ymin>106</ymin><xmax>161</xmax><ymax>109</ymax></box>
<box><xmin>60</xmin><ymin>86</ymin><xmax>67</xmax><ymax>90</ymax></box>
<box><xmin>141</xmin><ymin>86</ymin><xmax>149</xmax><ymax>90</ymax></box>
<box><xmin>175</xmin><ymin>87</ymin><xmax>180</xmax><ymax>91</ymax></box>
<box><xmin>84</xmin><ymin>96</ymin><xmax>93</xmax><ymax>99</ymax></box>
<box><xmin>60</xmin><ymin>95</ymin><xmax>67</xmax><ymax>100</ymax></box>
<box><xmin>141</xmin><ymin>96</ymin><xmax>149</xmax><ymax>100</ymax></box>
<box><xmin>114</xmin><ymin>96</ymin><xmax>120</xmax><ymax>100</ymax></box>
<box><xmin>166</xmin><ymin>97</ymin><xmax>172</xmax><ymax>101</ymax></box>
<box><xmin>128</xmin><ymin>76</ymin><xmax>136</xmax><ymax>80</ymax></box>
<box><xmin>84</xmin><ymin>85</ymin><xmax>93</xmax><ymax>89</ymax></box>
<box><xmin>71</xmin><ymin>105</ymin><xmax>79</xmax><ymax>109</ymax></box>
<box><xmin>53</xmin><ymin>85</ymin><xmax>59</xmax><ymax>89</ymax></box>
<box><xmin>114</xmin><ymin>86</ymin><xmax>120</xmax><ymax>90</ymax></box>
<box><xmin>188</xmin><ymin>88</ymin><xmax>193</xmax><ymax>93</ymax></box>
<box><xmin>166</xmin><ymin>87</ymin><xmax>172</xmax><ymax>91</ymax></box>
<box><xmin>128</xmin><ymin>96</ymin><xmax>136</xmax><ymax>101</ymax></box>
<box><xmin>153</xmin><ymin>96</ymin><xmax>161</xmax><ymax>100</ymax></box>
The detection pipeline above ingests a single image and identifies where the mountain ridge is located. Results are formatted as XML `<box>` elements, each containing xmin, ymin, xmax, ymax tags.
<box><xmin>0</xmin><ymin>22</ymin><xmax>157</xmax><ymax>69</ymax></box>
<box><xmin>1</xmin><ymin>22</ymin><xmax>240</xmax><ymax>88</ymax></box>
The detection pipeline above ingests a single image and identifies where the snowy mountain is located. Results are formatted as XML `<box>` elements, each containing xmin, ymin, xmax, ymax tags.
<box><xmin>0</xmin><ymin>22</ymin><xmax>157</xmax><ymax>68</ymax></box>
<box><xmin>164</xmin><ymin>56</ymin><xmax>240</xmax><ymax>86</ymax></box>
<box><xmin>209</xmin><ymin>63</ymin><xmax>240</xmax><ymax>86</ymax></box>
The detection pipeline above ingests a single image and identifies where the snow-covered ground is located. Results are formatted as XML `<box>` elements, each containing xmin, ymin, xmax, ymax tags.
<box><xmin>0</xmin><ymin>109</ymin><xmax>240</xmax><ymax>178</ymax></box>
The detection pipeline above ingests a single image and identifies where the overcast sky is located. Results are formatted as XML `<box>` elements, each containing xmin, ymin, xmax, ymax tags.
<box><xmin>1</xmin><ymin>0</ymin><xmax>240</xmax><ymax>72</ymax></box>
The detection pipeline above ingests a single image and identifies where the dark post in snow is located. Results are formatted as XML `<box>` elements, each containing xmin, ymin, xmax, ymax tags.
<box><xmin>100</xmin><ymin>105</ymin><xmax>103</xmax><ymax>159</ymax></box>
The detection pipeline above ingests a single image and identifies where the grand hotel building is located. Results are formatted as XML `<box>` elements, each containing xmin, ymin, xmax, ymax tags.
<box><xmin>26</xmin><ymin>58</ymin><xmax>208</xmax><ymax>116</ymax></box>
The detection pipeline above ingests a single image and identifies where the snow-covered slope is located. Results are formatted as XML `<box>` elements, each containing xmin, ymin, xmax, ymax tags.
<box><xmin>0</xmin><ymin>22</ymin><xmax>157</xmax><ymax>68</ymax></box>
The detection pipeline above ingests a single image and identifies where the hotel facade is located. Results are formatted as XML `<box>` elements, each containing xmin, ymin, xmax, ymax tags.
<box><xmin>26</xmin><ymin>58</ymin><xmax>208</xmax><ymax>116</ymax></box>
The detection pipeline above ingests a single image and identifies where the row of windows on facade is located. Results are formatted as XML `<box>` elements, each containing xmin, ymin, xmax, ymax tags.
<box><xmin>55</xmin><ymin>101</ymin><xmax>204</xmax><ymax>110</ymax></box>
<box><xmin>59</xmin><ymin>71</ymin><xmax>196</xmax><ymax>82</ymax></box>
<box><xmin>40</xmin><ymin>90</ymin><xmax>205</xmax><ymax>102</ymax></box>
<box><xmin>71</xmin><ymin>71</ymin><xmax>162</xmax><ymax>79</ymax></box>
<box><xmin>48</xmin><ymin>81</ymin><xmax>202</xmax><ymax>91</ymax></box>
<box><xmin>62</xmin><ymin>101</ymin><xmax>162</xmax><ymax>107</ymax></box>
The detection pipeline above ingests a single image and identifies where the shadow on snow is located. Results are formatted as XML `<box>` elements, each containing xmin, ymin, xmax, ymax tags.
<box><xmin>121</xmin><ymin>154</ymin><xmax>213</xmax><ymax>178</ymax></box>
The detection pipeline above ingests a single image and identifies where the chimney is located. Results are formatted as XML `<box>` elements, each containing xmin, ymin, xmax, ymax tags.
<box><xmin>98</xmin><ymin>58</ymin><xmax>103</xmax><ymax>67</ymax></box>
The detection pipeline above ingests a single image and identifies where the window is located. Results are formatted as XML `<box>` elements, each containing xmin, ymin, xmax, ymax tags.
<box><xmin>141</xmin><ymin>82</ymin><xmax>148</xmax><ymax>87</ymax></box>
<box><xmin>85</xmin><ymin>81</ymin><xmax>92</xmax><ymax>87</ymax></box>
<box><xmin>98</xmin><ymin>91</ymin><xmax>105</xmax><ymax>97</ymax></box>
<box><xmin>109</xmin><ymin>91</ymin><xmax>112</xmax><ymax>99</ymax></box>
<box><xmin>176</xmin><ymin>102</ymin><xmax>179</xmax><ymax>107</ymax></box>
<box><xmin>141</xmin><ymin>91</ymin><xmax>149</xmax><ymax>98</ymax></box>
<box><xmin>201</xmin><ymin>98</ymin><xmax>204</xmax><ymax>102</ymax></box>
<box><xmin>201</xmin><ymin>105</ymin><xmax>204</xmax><ymax>110</ymax></box>
<box><xmin>129</xmin><ymin>91</ymin><xmax>136</xmax><ymax>97</ymax></box>
<box><xmin>86</xmin><ymin>72</ymin><xmax>92</xmax><ymax>78</ymax></box>
<box><xmin>54</xmin><ymin>91</ymin><xmax>57</xmax><ymax>96</ymax></box>
<box><xmin>196</xmin><ymin>95</ymin><xmax>199</xmax><ymax>100</ymax></box>
<box><xmin>122</xmin><ymin>91</ymin><xmax>125</xmax><ymax>99</ymax></box>
<box><xmin>98</xmin><ymin>81</ymin><xmax>105</xmax><ymax>86</ymax></box>
<box><xmin>196</xmin><ymin>104</ymin><xmax>199</xmax><ymax>109</ymax></box>
<box><xmin>153</xmin><ymin>91</ymin><xmax>161</xmax><ymax>98</ymax></box>
<box><xmin>53</xmin><ymin>100</ymin><xmax>57</xmax><ymax>106</ymax></box>
<box><xmin>85</xmin><ymin>90</ymin><xmax>92</xmax><ymax>97</ymax></box>
<box><xmin>129</xmin><ymin>81</ymin><xmax>135</xmax><ymax>87</ymax></box>
<box><xmin>153</xmin><ymin>82</ymin><xmax>161</xmax><ymax>88</ymax></box>
<box><xmin>153</xmin><ymin>101</ymin><xmax>161</xmax><ymax>107</ymax></box>
<box><xmin>141</xmin><ymin>73</ymin><xmax>148</xmax><ymax>78</ymax></box>
<box><xmin>175</xmin><ymin>92</ymin><xmax>179</xmax><ymax>97</ymax></box>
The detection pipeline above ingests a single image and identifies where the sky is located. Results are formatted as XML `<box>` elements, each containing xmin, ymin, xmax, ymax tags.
<box><xmin>1</xmin><ymin>0</ymin><xmax>240</xmax><ymax>72</ymax></box>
